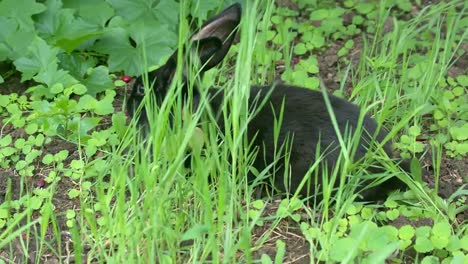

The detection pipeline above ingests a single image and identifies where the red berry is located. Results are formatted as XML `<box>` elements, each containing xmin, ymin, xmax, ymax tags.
<box><xmin>121</xmin><ymin>75</ymin><xmax>132</xmax><ymax>83</ymax></box>
<box><xmin>36</xmin><ymin>178</ymin><xmax>46</xmax><ymax>188</ymax></box>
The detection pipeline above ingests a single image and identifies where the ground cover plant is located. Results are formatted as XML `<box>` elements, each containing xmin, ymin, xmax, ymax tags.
<box><xmin>0</xmin><ymin>0</ymin><xmax>467</xmax><ymax>263</ymax></box>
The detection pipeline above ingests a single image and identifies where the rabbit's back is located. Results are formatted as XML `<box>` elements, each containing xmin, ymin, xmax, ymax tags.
<box><xmin>209</xmin><ymin>84</ymin><xmax>392</xmax><ymax>196</ymax></box>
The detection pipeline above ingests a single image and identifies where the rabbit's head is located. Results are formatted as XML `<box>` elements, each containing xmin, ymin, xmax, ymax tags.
<box><xmin>127</xmin><ymin>3</ymin><xmax>242</xmax><ymax>124</ymax></box>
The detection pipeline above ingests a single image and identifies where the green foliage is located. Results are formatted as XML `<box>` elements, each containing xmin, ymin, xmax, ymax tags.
<box><xmin>0</xmin><ymin>1</ymin><xmax>467</xmax><ymax>263</ymax></box>
<box><xmin>428</xmin><ymin>76</ymin><xmax>468</xmax><ymax>159</ymax></box>
<box><xmin>395</xmin><ymin>125</ymin><xmax>425</xmax><ymax>159</ymax></box>
<box><xmin>0</xmin><ymin>0</ymin><xmax>219</xmax><ymax>99</ymax></box>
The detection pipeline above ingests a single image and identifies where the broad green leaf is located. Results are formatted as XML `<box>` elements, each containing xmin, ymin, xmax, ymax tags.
<box><xmin>34</xmin><ymin>0</ymin><xmax>63</xmax><ymax>36</ymax></box>
<box><xmin>67</xmin><ymin>116</ymin><xmax>101</xmax><ymax>138</ymax></box>
<box><xmin>190</xmin><ymin>1</ymin><xmax>219</xmax><ymax>20</ymax></box>
<box><xmin>330</xmin><ymin>237</ymin><xmax>355</xmax><ymax>261</ymax></box>
<box><xmin>107</xmin><ymin>0</ymin><xmax>178</xmax><ymax>26</ymax></box>
<box><xmin>13</xmin><ymin>37</ymin><xmax>78</xmax><ymax>90</ymax></box>
<box><xmin>94</xmin><ymin>22</ymin><xmax>176</xmax><ymax>75</ymax></box>
<box><xmin>0</xmin><ymin>0</ymin><xmax>46</xmax><ymax>29</ymax></box>
<box><xmin>81</xmin><ymin>66</ymin><xmax>114</xmax><ymax>96</ymax></box>
<box><xmin>35</xmin><ymin>0</ymin><xmax>103</xmax><ymax>52</ymax></box>
<box><xmin>414</xmin><ymin>237</ymin><xmax>434</xmax><ymax>253</ymax></box>
<box><xmin>13</xmin><ymin>37</ymin><xmax>57</xmax><ymax>80</ymax></box>
<box><xmin>63</xmin><ymin>0</ymin><xmax>114</xmax><ymax>26</ymax></box>
<box><xmin>58</xmin><ymin>53</ymin><xmax>98</xmax><ymax>78</ymax></box>
<box><xmin>34</xmin><ymin>67</ymin><xmax>78</xmax><ymax>89</ymax></box>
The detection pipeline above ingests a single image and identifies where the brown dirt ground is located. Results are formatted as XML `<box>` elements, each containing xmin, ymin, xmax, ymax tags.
<box><xmin>1</xmin><ymin>1</ymin><xmax>467</xmax><ymax>263</ymax></box>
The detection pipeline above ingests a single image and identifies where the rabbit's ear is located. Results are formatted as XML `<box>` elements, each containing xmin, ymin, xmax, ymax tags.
<box><xmin>190</xmin><ymin>3</ymin><xmax>241</xmax><ymax>71</ymax></box>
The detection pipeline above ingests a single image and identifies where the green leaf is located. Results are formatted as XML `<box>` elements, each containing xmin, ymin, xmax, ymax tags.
<box><xmin>70</xmin><ymin>84</ymin><xmax>87</xmax><ymax>95</ymax></box>
<box><xmin>0</xmin><ymin>95</ymin><xmax>10</xmax><ymax>107</ymax></box>
<box><xmin>14</xmin><ymin>37</ymin><xmax>58</xmax><ymax>80</ymax></box>
<box><xmin>456</xmin><ymin>75</ymin><xmax>468</xmax><ymax>86</ymax></box>
<box><xmin>67</xmin><ymin>116</ymin><xmax>101</xmax><ymax>138</ymax></box>
<box><xmin>111</xmin><ymin>112</ymin><xmax>128</xmax><ymax>137</ymax></box>
<box><xmin>430</xmin><ymin>234</ymin><xmax>449</xmax><ymax>249</ymax></box>
<box><xmin>68</xmin><ymin>189</ymin><xmax>80</xmax><ymax>199</ymax></box>
<box><xmin>310</xmin><ymin>9</ymin><xmax>329</xmax><ymax>20</ymax></box>
<box><xmin>50</xmin><ymin>83</ymin><xmax>64</xmax><ymax>94</ymax></box>
<box><xmin>16</xmin><ymin>160</ymin><xmax>28</xmax><ymax>170</ymax></box>
<box><xmin>384</xmin><ymin>200</ymin><xmax>398</xmax><ymax>208</ymax></box>
<box><xmin>42</xmin><ymin>154</ymin><xmax>54</xmax><ymax>165</ymax></box>
<box><xmin>261</xmin><ymin>254</ymin><xmax>273</xmax><ymax>264</ymax></box>
<box><xmin>0</xmin><ymin>135</ymin><xmax>12</xmax><ymax>147</ymax></box>
<box><xmin>0</xmin><ymin>17</ymin><xmax>35</xmax><ymax>61</ymax></box>
<box><xmin>274</xmin><ymin>240</ymin><xmax>286</xmax><ymax>264</ymax></box>
<box><xmin>432</xmin><ymin>221</ymin><xmax>451</xmax><ymax>238</ymax></box>
<box><xmin>63</xmin><ymin>0</ymin><xmax>115</xmax><ymax>26</ymax></box>
<box><xmin>346</xmin><ymin>204</ymin><xmax>358</xmax><ymax>215</ymax></box>
<box><xmin>399</xmin><ymin>225</ymin><xmax>415</xmax><ymax>240</ymax></box>
<box><xmin>414</xmin><ymin>236</ymin><xmax>434</xmax><ymax>253</ymax></box>
<box><xmin>416</xmin><ymin>226</ymin><xmax>432</xmax><ymax>237</ymax></box>
<box><xmin>396</xmin><ymin>0</ymin><xmax>412</xmax><ymax>12</ymax></box>
<box><xmin>355</xmin><ymin>2</ymin><xmax>375</xmax><ymax>14</ymax></box>
<box><xmin>190</xmin><ymin>1</ymin><xmax>219</xmax><ymax>20</ymax></box>
<box><xmin>55</xmin><ymin>150</ymin><xmax>69</xmax><ymax>162</ymax></box>
<box><xmin>460</xmin><ymin>234</ymin><xmax>468</xmax><ymax>251</ymax></box>
<box><xmin>421</xmin><ymin>256</ymin><xmax>439</xmax><ymax>264</ymax></box>
<box><xmin>408</xmin><ymin>125</ymin><xmax>421</xmax><ymax>136</ymax></box>
<box><xmin>93</xmin><ymin>90</ymin><xmax>115</xmax><ymax>115</ymax></box>
<box><xmin>70</xmin><ymin>160</ymin><xmax>84</xmax><ymax>170</ymax></box>
<box><xmin>344</xmin><ymin>39</ymin><xmax>354</xmax><ymax>49</ymax></box>
<box><xmin>81</xmin><ymin>66</ymin><xmax>114</xmax><ymax>96</ymax></box>
<box><xmin>452</xmin><ymin>86</ymin><xmax>464</xmax><ymax>97</ymax></box>
<box><xmin>58</xmin><ymin>53</ymin><xmax>98</xmax><ymax>79</ymax></box>
<box><xmin>252</xmin><ymin>200</ymin><xmax>265</xmax><ymax>210</ymax></box>
<box><xmin>34</xmin><ymin>0</ymin><xmax>103</xmax><ymax>52</ymax></box>
<box><xmin>0</xmin><ymin>147</ymin><xmax>16</xmax><ymax>157</ymax></box>
<box><xmin>13</xmin><ymin>37</ymin><xmax>78</xmax><ymax>88</ymax></box>
<box><xmin>294</xmin><ymin>43</ymin><xmax>307</xmax><ymax>55</ymax></box>
<box><xmin>181</xmin><ymin>224</ymin><xmax>210</xmax><ymax>241</ymax></box>
<box><xmin>29</xmin><ymin>196</ymin><xmax>43</xmax><ymax>210</ymax></box>
<box><xmin>66</xmin><ymin>209</ymin><xmax>76</xmax><ymax>219</ymax></box>
<box><xmin>0</xmin><ymin>0</ymin><xmax>46</xmax><ymax>29</ymax></box>
<box><xmin>410</xmin><ymin>157</ymin><xmax>422</xmax><ymax>183</ymax></box>
<box><xmin>330</xmin><ymin>237</ymin><xmax>355</xmax><ymax>261</ymax></box>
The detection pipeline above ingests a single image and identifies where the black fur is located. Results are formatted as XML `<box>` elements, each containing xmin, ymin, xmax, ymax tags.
<box><xmin>128</xmin><ymin>3</ymin><xmax>408</xmax><ymax>201</ymax></box>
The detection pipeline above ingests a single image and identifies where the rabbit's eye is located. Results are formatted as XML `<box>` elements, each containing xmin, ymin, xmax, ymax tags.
<box><xmin>135</xmin><ymin>84</ymin><xmax>145</xmax><ymax>96</ymax></box>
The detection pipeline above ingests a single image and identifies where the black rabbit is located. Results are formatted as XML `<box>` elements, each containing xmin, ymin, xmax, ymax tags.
<box><xmin>128</xmin><ymin>3</ymin><xmax>408</xmax><ymax>201</ymax></box>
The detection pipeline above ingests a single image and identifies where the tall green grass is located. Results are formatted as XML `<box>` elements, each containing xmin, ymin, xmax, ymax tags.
<box><xmin>2</xmin><ymin>1</ymin><xmax>466</xmax><ymax>263</ymax></box>
<box><xmin>56</xmin><ymin>1</ymin><xmax>467</xmax><ymax>263</ymax></box>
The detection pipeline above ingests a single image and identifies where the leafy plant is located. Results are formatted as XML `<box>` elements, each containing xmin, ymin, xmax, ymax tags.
<box><xmin>429</xmin><ymin>75</ymin><xmax>468</xmax><ymax>159</ymax></box>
